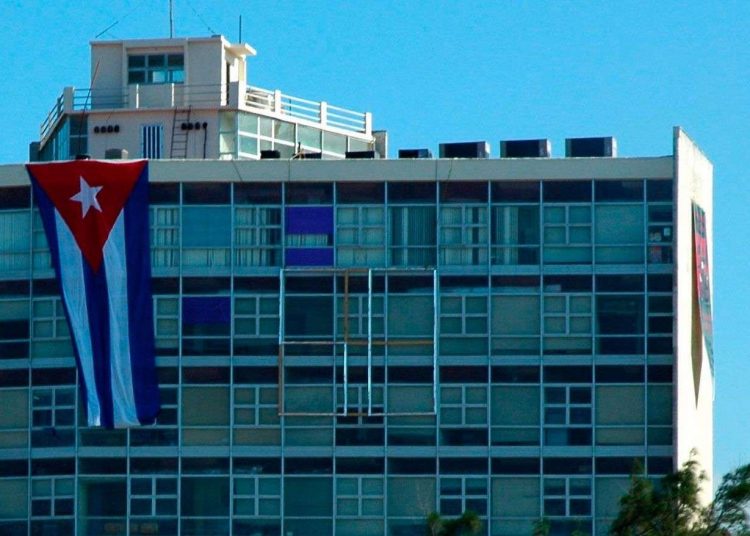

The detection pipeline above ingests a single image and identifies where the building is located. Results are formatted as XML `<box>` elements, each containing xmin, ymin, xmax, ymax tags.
<box><xmin>0</xmin><ymin>35</ymin><xmax>713</xmax><ymax>536</ymax></box>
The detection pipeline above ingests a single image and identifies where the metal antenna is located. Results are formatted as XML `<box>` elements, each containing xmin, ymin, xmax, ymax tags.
<box><xmin>239</xmin><ymin>15</ymin><xmax>242</xmax><ymax>42</ymax></box>
<box><xmin>169</xmin><ymin>0</ymin><xmax>174</xmax><ymax>38</ymax></box>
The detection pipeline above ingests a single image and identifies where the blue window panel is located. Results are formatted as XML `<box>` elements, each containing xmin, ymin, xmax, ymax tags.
<box><xmin>285</xmin><ymin>248</ymin><xmax>334</xmax><ymax>267</ymax></box>
<box><xmin>285</xmin><ymin>207</ymin><xmax>333</xmax><ymax>235</ymax></box>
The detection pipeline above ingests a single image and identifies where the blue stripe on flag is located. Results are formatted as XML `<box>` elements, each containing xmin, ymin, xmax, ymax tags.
<box><xmin>82</xmin><ymin>257</ymin><xmax>115</xmax><ymax>429</ymax></box>
<box><xmin>124</xmin><ymin>169</ymin><xmax>160</xmax><ymax>423</ymax></box>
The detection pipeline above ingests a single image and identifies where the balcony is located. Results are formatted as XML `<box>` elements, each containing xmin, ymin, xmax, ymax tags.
<box><xmin>40</xmin><ymin>83</ymin><xmax>372</xmax><ymax>145</ymax></box>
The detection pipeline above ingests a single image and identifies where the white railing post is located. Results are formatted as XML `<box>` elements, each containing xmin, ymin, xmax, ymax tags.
<box><xmin>274</xmin><ymin>90</ymin><xmax>282</xmax><ymax>114</ymax></box>
<box><xmin>63</xmin><ymin>87</ymin><xmax>75</xmax><ymax>112</ymax></box>
<box><xmin>320</xmin><ymin>101</ymin><xmax>328</xmax><ymax>126</ymax></box>
<box><xmin>364</xmin><ymin>112</ymin><xmax>373</xmax><ymax>136</ymax></box>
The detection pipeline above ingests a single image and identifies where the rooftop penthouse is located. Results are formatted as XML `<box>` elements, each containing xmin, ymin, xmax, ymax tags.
<box><xmin>34</xmin><ymin>36</ymin><xmax>379</xmax><ymax>162</ymax></box>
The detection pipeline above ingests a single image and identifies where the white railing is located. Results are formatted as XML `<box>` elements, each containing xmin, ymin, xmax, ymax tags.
<box><xmin>41</xmin><ymin>82</ymin><xmax>373</xmax><ymax>144</ymax></box>
<box><xmin>245</xmin><ymin>85</ymin><xmax>371</xmax><ymax>134</ymax></box>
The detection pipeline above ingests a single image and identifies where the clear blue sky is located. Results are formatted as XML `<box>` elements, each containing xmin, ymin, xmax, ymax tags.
<box><xmin>1</xmin><ymin>1</ymin><xmax>748</xmax><ymax>481</ymax></box>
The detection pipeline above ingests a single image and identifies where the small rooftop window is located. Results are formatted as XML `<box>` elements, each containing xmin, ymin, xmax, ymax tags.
<box><xmin>128</xmin><ymin>53</ymin><xmax>184</xmax><ymax>84</ymax></box>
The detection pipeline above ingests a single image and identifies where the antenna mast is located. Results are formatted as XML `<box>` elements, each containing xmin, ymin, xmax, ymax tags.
<box><xmin>169</xmin><ymin>0</ymin><xmax>174</xmax><ymax>38</ymax></box>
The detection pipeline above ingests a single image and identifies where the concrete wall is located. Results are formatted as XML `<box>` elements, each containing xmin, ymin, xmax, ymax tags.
<box><xmin>86</xmin><ymin>109</ymin><xmax>221</xmax><ymax>160</ymax></box>
<box><xmin>674</xmin><ymin>126</ymin><xmax>714</xmax><ymax>500</ymax></box>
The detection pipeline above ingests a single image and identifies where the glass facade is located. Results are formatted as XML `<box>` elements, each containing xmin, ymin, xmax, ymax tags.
<box><xmin>0</xmin><ymin>175</ymin><xmax>677</xmax><ymax>535</ymax></box>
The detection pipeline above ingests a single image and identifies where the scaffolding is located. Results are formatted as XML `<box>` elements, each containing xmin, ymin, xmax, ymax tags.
<box><xmin>277</xmin><ymin>267</ymin><xmax>438</xmax><ymax>417</ymax></box>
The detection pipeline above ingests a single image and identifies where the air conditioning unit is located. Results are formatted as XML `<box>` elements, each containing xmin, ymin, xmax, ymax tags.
<box><xmin>500</xmin><ymin>139</ymin><xmax>551</xmax><ymax>158</ymax></box>
<box><xmin>398</xmin><ymin>148</ymin><xmax>432</xmax><ymax>159</ymax></box>
<box><xmin>565</xmin><ymin>136</ymin><xmax>617</xmax><ymax>157</ymax></box>
<box><xmin>439</xmin><ymin>141</ymin><xmax>490</xmax><ymax>158</ymax></box>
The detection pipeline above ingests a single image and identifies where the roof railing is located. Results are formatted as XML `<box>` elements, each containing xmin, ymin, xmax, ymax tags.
<box><xmin>40</xmin><ymin>83</ymin><xmax>372</xmax><ymax>144</ymax></box>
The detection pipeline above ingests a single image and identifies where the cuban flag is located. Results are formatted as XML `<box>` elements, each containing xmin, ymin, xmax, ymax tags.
<box><xmin>27</xmin><ymin>160</ymin><xmax>160</xmax><ymax>428</ymax></box>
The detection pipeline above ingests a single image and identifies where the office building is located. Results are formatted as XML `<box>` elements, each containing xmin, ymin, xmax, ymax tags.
<box><xmin>0</xmin><ymin>35</ymin><xmax>713</xmax><ymax>536</ymax></box>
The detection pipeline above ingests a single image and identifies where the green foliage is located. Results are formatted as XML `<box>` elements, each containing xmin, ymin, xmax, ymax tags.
<box><xmin>425</xmin><ymin>510</ymin><xmax>482</xmax><ymax>536</ymax></box>
<box><xmin>610</xmin><ymin>455</ymin><xmax>750</xmax><ymax>536</ymax></box>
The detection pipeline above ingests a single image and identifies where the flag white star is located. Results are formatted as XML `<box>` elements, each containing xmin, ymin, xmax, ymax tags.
<box><xmin>70</xmin><ymin>177</ymin><xmax>103</xmax><ymax>217</ymax></box>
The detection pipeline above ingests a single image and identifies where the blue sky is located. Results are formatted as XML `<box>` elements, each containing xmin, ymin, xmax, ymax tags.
<box><xmin>1</xmin><ymin>1</ymin><xmax>748</xmax><ymax>481</ymax></box>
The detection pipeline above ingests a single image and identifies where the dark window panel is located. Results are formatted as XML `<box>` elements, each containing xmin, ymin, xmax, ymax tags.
<box><xmin>31</xmin><ymin>458</ymin><xmax>75</xmax><ymax>476</ymax></box>
<box><xmin>648</xmin><ymin>274</ymin><xmax>673</xmax><ymax>292</ymax></box>
<box><xmin>0</xmin><ymin>280</ymin><xmax>30</xmax><ymax>297</ymax></box>
<box><xmin>335</xmin><ymin>366</ymin><xmax>384</xmax><ymax>383</ymax></box>
<box><xmin>543</xmin><ymin>366</ymin><xmax>591</xmax><ymax>383</ymax></box>
<box><xmin>285</xmin><ymin>183</ymin><xmax>332</xmax><ymax>204</ymax></box>
<box><xmin>181</xmin><ymin>339</ymin><xmax>230</xmax><ymax>356</ymax></box>
<box><xmin>182</xmin><ymin>366</ymin><xmax>230</xmax><ymax>384</ymax></box>
<box><xmin>388</xmin><ymin>275</ymin><xmax>434</xmax><ymax>293</ymax></box>
<box><xmin>440</xmin><ymin>458</ymin><xmax>488</xmax><ymax>474</ymax></box>
<box><xmin>596</xmin><ymin>275</ymin><xmax>644</xmax><ymax>292</ymax></box>
<box><xmin>32</xmin><ymin>279</ymin><xmax>59</xmax><ymax>296</ymax></box>
<box><xmin>336</xmin><ymin>428</ymin><xmax>384</xmax><ymax>446</ymax></box>
<box><xmin>336</xmin><ymin>275</ymin><xmax>385</xmax><ymax>293</ymax></box>
<box><xmin>0</xmin><ymin>342</ymin><xmax>27</xmax><ymax>358</ymax></box>
<box><xmin>79</xmin><ymin>458</ymin><xmax>126</xmax><ymax>475</ymax></box>
<box><xmin>440</xmin><ymin>181</ymin><xmax>488</xmax><ymax>203</ymax></box>
<box><xmin>441</xmin><ymin>429</ymin><xmax>487</xmax><ymax>446</ymax></box>
<box><xmin>543</xmin><ymin>180</ymin><xmax>592</xmax><ymax>202</ymax></box>
<box><xmin>285</xmin><ymin>366</ymin><xmax>333</xmax><ymax>384</ymax></box>
<box><xmin>336</xmin><ymin>182</ymin><xmax>384</xmax><ymax>204</ymax></box>
<box><xmin>595</xmin><ymin>365</ymin><xmax>644</xmax><ymax>383</ymax></box>
<box><xmin>182</xmin><ymin>457</ymin><xmax>229</xmax><ymax>474</ymax></box>
<box><xmin>595</xmin><ymin>180</ymin><xmax>644</xmax><ymax>202</ymax></box>
<box><xmin>285</xmin><ymin>457</ymin><xmax>332</xmax><ymax>474</ymax></box>
<box><xmin>491</xmin><ymin>181</ymin><xmax>540</xmax><ymax>202</ymax></box>
<box><xmin>0</xmin><ymin>369</ymin><xmax>29</xmax><ymax>386</ymax></box>
<box><xmin>234</xmin><ymin>366</ymin><xmax>277</xmax><ymax>384</ymax></box>
<box><xmin>387</xmin><ymin>182</ymin><xmax>436</xmax><ymax>203</ymax></box>
<box><xmin>148</xmin><ymin>183</ymin><xmax>180</xmax><ymax>204</ymax></box>
<box><xmin>31</xmin><ymin>368</ymin><xmax>76</xmax><ymax>386</ymax></box>
<box><xmin>234</xmin><ymin>182</ymin><xmax>281</xmax><ymax>204</ymax></box>
<box><xmin>0</xmin><ymin>186</ymin><xmax>30</xmax><ymax>208</ymax></box>
<box><xmin>491</xmin><ymin>457</ymin><xmax>539</xmax><ymax>475</ymax></box>
<box><xmin>129</xmin><ymin>458</ymin><xmax>177</xmax><ymax>474</ymax></box>
<box><xmin>597</xmin><ymin>296</ymin><xmax>645</xmax><ymax>334</ymax></box>
<box><xmin>336</xmin><ymin>457</ymin><xmax>385</xmax><ymax>474</ymax></box>
<box><xmin>440</xmin><ymin>276</ymin><xmax>488</xmax><ymax>290</ymax></box>
<box><xmin>0</xmin><ymin>320</ymin><xmax>29</xmax><ymax>340</ymax></box>
<box><xmin>234</xmin><ymin>277</ymin><xmax>279</xmax><ymax>293</ymax></box>
<box><xmin>183</xmin><ymin>182</ymin><xmax>230</xmax><ymax>204</ymax></box>
<box><xmin>156</xmin><ymin>366</ymin><xmax>178</xmax><ymax>384</ymax></box>
<box><xmin>648</xmin><ymin>457</ymin><xmax>674</xmax><ymax>474</ymax></box>
<box><xmin>647</xmin><ymin>179</ymin><xmax>674</xmax><ymax>201</ymax></box>
<box><xmin>232</xmin><ymin>457</ymin><xmax>281</xmax><ymax>474</ymax></box>
<box><xmin>285</xmin><ymin>276</ymin><xmax>333</xmax><ymax>293</ymax></box>
<box><xmin>491</xmin><ymin>366</ymin><xmax>540</xmax><ymax>383</ymax></box>
<box><xmin>543</xmin><ymin>457</ymin><xmax>592</xmax><ymax>474</ymax></box>
<box><xmin>183</xmin><ymin>277</ymin><xmax>231</xmax><ymax>294</ymax></box>
<box><xmin>440</xmin><ymin>366</ymin><xmax>487</xmax><ymax>383</ymax></box>
<box><xmin>388</xmin><ymin>457</ymin><xmax>435</xmax><ymax>474</ymax></box>
<box><xmin>595</xmin><ymin>456</ymin><xmax>645</xmax><ymax>476</ymax></box>
<box><xmin>491</xmin><ymin>275</ymin><xmax>540</xmax><ymax>292</ymax></box>
<box><xmin>151</xmin><ymin>277</ymin><xmax>179</xmax><ymax>294</ymax></box>
<box><xmin>648</xmin><ymin>365</ymin><xmax>673</xmax><ymax>383</ymax></box>
<box><xmin>387</xmin><ymin>366</ymin><xmax>433</xmax><ymax>384</ymax></box>
<box><xmin>543</xmin><ymin>275</ymin><xmax>592</xmax><ymax>293</ymax></box>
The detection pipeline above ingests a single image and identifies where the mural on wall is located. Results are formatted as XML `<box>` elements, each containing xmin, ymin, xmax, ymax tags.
<box><xmin>692</xmin><ymin>201</ymin><xmax>714</xmax><ymax>374</ymax></box>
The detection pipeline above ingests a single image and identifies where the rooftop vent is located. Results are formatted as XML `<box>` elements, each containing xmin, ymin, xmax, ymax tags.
<box><xmin>345</xmin><ymin>150</ymin><xmax>377</xmax><ymax>159</ymax></box>
<box><xmin>565</xmin><ymin>136</ymin><xmax>617</xmax><ymax>157</ymax></box>
<box><xmin>398</xmin><ymin>148</ymin><xmax>432</xmax><ymax>159</ymax></box>
<box><xmin>500</xmin><ymin>139</ymin><xmax>551</xmax><ymax>158</ymax></box>
<box><xmin>105</xmin><ymin>148</ymin><xmax>129</xmax><ymax>160</ymax></box>
<box><xmin>439</xmin><ymin>142</ymin><xmax>490</xmax><ymax>159</ymax></box>
<box><xmin>260</xmin><ymin>149</ymin><xmax>281</xmax><ymax>159</ymax></box>
<box><xmin>295</xmin><ymin>151</ymin><xmax>322</xmax><ymax>160</ymax></box>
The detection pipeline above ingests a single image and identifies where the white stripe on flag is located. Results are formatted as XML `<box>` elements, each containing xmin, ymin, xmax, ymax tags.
<box><xmin>55</xmin><ymin>210</ymin><xmax>101</xmax><ymax>426</ymax></box>
<box><xmin>103</xmin><ymin>212</ymin><xmax>139</xmax><ymax>427</ymax></box>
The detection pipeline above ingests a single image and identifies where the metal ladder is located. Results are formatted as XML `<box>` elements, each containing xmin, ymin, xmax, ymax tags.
<box><xmin>169</xmin><ymin>107</ymin><xmax>191</xmax><ymax>159</ymax></box>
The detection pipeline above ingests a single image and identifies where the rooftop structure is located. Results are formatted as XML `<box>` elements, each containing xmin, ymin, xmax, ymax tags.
<box><xmin>34</xmin><ymin>36</ymin><xmax>380</xmax><ymax>162</ymax></box>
